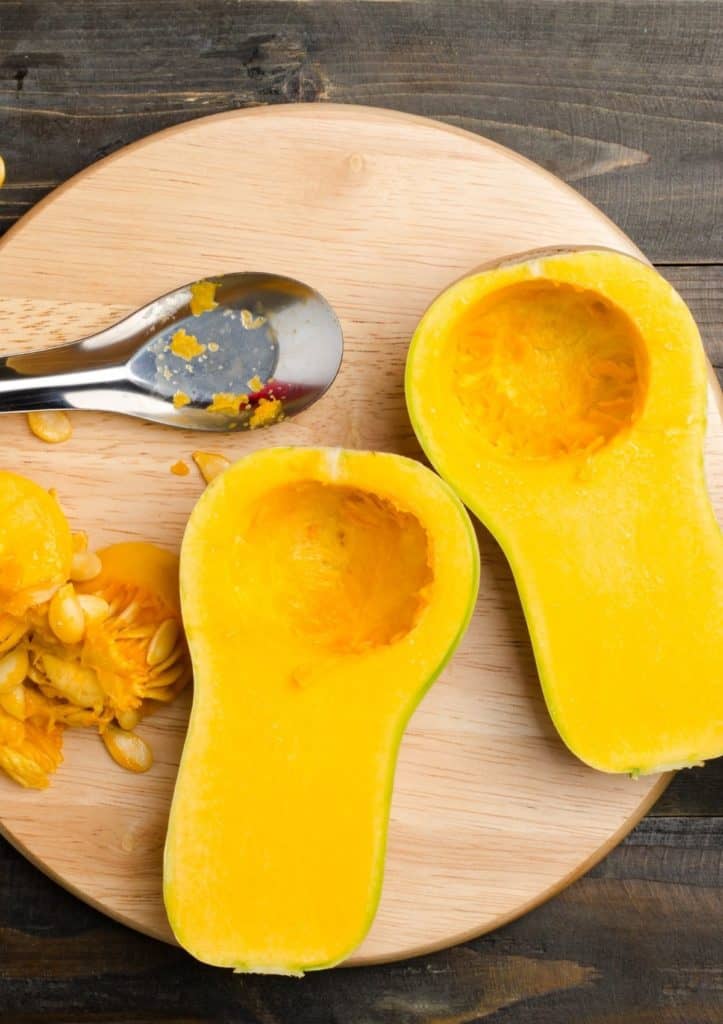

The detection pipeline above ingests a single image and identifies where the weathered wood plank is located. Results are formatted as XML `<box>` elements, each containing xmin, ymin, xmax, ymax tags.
<box><xmin>0</xmin><ymin>0</ymin><xmax>721</xmax><ymax>260</ymax></box>
<box><xmin>661</xmin><ymin>266</ymin><xmax>723</xmax><ymax>383</ymax></box>
<box><xmin>1</xmin><ymin>822</ymin><xmax>721</xmax><ymax>1024</ymax></box>
<box><xmin>653</xmin><ymin>755</ymin><xmax>723</xmax><ymax>818</ymax></box>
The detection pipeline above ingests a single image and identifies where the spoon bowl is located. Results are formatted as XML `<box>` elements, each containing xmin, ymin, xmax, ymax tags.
<box><xmin>0</xmin><ymin>273</ymin><xmax>343</xmax><ymax>431</ymax></box>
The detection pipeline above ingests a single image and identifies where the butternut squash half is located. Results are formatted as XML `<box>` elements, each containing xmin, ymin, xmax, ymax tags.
<box><xmin>165</xmin><ymin>447</ymin><xmax>479</xmax><ymax>973</ymax></box>
<box><xmin>406</xmin><ymin>248</ymin><xmax>723</xmax><ymax>776</ymax></box>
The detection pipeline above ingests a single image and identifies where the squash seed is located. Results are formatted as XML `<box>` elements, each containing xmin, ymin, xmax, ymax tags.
<box><xmin>0</xmin><ymin>683</ymin><xmax>27</xmax><ymax>720</ymax></box>
<box><xmin>145</xmin><ymin>666</ymin><xmax>191</xmax><ymax>702</ymax></box>
<box><xmin>77</xmin><ymin>594</ymin><xmax>111</xmax><ymax>624</ymax></box>
<box><xmin>102</xmin><ymin>724</ymin><xmax>153</xmax><ymax>773</ymax></box>
<box><xmin>0</xmin><ymin>616</ymin><xmax>27</xmax><ymax>655</ymax></box>
<box><xmin>146</xmin><ymin>618</ymin><xmax>180</xmax><ymax>667</ymax></box>
<box><xmin>23</xmin><ymin>583</ymin><xmax>62</xmax><ymax>608</ymax></box>
<box><xmin>148</xmin><ymin>642</ymin><xmax>185</xmax><ymax>676</ymax></box>
<box><xmin>70</xmin><ymin>550</ymin><xmax>102</xmax><ymax>582</ymax></box>
<box><xmin>27</xmin><ymin>410</ymin><xmax>73</xmax><ymax>444</ymax></box>
<box><xmin>0</xmin><ymin>747</ymin><xmax>48</xmax><ymax>790</ymax></box>
<box><xmin>48</xmin><ymin>584</ymin><xmax>85</xmax><ymax>645</ymax></box>
<box><xmin>114</xmin><ymin>599</ymin><xmax>141</xmax><ymax>628</ymax></box>
<box><xmin>116</xmin><ymin>708</ymin><xmax>141</xmax><ymax>731</ymax></box>
<box><xmin>39</xmin><ymin>654</ymin><xmax>104</xmax><ymax>708</ymax></box>
<box><xmin>0</xmin><ymin>646</ymin><xmax>29</xmax><ymax>694</ymax></box>
<box><xmin>147</xmin><ymin>659</ymin><xmax>187</xmax><ymax>688</ymax></box>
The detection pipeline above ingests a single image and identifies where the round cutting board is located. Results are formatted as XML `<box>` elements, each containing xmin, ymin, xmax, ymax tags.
<box><xmin>0</xmin><ymin>105</ymin><xmax>721</xmax><ymax>966</ymax></box>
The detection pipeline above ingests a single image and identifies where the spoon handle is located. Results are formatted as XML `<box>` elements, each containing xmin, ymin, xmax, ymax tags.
<box><xmin>0</xmin><ymin>349</ymin><xmax>128</xmax><ymax>412</ymax></box>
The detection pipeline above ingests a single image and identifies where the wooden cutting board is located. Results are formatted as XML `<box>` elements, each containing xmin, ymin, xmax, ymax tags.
<box><xmin>0</xmin><ymin>105</ymin><xmax>720</xmax><ymax>967</ymax></box>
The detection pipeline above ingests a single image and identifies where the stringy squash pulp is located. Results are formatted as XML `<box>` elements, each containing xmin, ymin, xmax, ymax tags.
<box><xmin>406</xmin><ymin>248</ymin><xmax>723</xmax><ymax>775</ymax></box>
<box><xmin>0</xmin><ymin>471</ymin><xmax>190</xmax><ymax>788</ymax></box>
<box><xmin>165</xmin><ymin>446</ymin><xmax>479</xmax><ymax>973</ymax></box>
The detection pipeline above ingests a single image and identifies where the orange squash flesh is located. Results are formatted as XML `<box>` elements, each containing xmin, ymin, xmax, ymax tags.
<box><xmin>406</xmin><ymin>249</ymin><xmax>723</xmax><ymax>775</ymax></box>
<box><xmin>165</xmin><ymin>447</ymin><xmax>479</xmax><ymax>973</ymax></box>
<box><xmin>0</xmin><ymin>472</ymin><xmax>72</xmax><ymax>614</ymax></box>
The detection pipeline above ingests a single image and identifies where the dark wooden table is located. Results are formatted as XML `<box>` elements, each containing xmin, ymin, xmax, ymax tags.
<box><xmin>1</xmin><ymin>3</ymin><xmax>721</xmax><ymax>1021</ymax></box>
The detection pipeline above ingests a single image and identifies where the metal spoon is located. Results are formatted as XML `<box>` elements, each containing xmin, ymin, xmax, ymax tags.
<box><xmin>0</xmin><ymin>273</ymin><xmax>343</xmax><ymax>431</ymax></box>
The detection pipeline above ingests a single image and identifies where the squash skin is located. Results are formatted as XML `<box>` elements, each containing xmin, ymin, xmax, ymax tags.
<box><xmin>164</xmin><ymin>446</ymin><xmax>479</xmax><ymax>973</ymax></box>
<box><xmin>406</xmin><ymin>248</ymin><xmax>723</xmax><ymax>776</ymax></box>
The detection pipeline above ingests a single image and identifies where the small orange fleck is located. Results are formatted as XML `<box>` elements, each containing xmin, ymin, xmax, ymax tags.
<box><xmin>172</xmin><ymin>391</ymin><xmax>191</xmax><ymax>408</ymax></box>
<box><xmin>247</xmin><ymin>375</ymin><xmax>264</xmax><ymax>393</ymax></box>
<box><xmin>207</xmin><ymin>392</ymin><xmax>248</xmax><ymax>415</ymax></box>
<box><xmin>170</xmin><ymin>328</ymin><xmax>206</xmax><ymax>361</ymax></box>
<box><xmin>189</xmin><ymin>280</ymin><xmax>218</xmax><ymax>317</ymax></box>
<box><xmin>170</xmin><ymin>460</ymin><xmax>190</xmax><ymax>477</ymax></box>
<box><xmin>249</xmin><ymin>397</ymin><xmax>283</xmax><ymax>429</ymax></box>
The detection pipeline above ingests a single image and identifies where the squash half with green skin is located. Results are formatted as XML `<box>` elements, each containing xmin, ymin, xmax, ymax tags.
<box><xmin>164</xmin><ymin>446</ymin><xmax>479</xmax><ymax>973</ymax></box>
<box><xmin>406</xmin><ymin>248</ymin><xmax>723</xmax><ymax>776</ymax></box>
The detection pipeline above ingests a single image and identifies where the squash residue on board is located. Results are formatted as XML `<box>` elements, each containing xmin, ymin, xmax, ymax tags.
<box><xmin>192</xmin><ymin>451</ymin><xmax>231</xmax><ymax>484</ymax></box>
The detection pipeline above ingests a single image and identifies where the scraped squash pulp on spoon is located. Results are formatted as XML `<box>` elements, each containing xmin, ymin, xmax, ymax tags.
<box><xmin>406</xmin><ymin>248</ymin><xmax>723</xmax><ymax>775</ymax></box>
<box><xmin>165</xmin><ymin>447</ymin><xmax>479</xmax><ymax>973</ymax></box>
